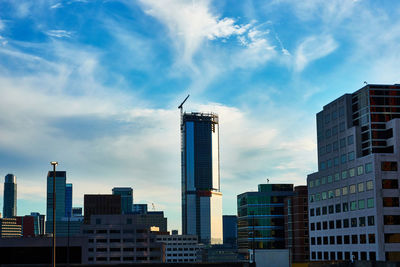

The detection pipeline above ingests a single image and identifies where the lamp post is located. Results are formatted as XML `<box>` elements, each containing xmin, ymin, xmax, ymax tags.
<box><xmin>50</xmin><ymin>161</ymin><xmax>58</xmax><ymax>267</ymax></box>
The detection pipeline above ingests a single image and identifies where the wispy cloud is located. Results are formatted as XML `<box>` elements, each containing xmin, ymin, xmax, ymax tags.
<box><xmin>45</xmin><ymin>30</ymin><xmax>73</xmax><ymax>38</ymax></box>
<box><xmin>294</xmin><ymin>34</ymin><xmax>338</xmax><ymax>72</ymax></box>
<box><xmin>50</xmin><ymin>3</ymin><xmax>63</xmax><ymax>9</ymax></box>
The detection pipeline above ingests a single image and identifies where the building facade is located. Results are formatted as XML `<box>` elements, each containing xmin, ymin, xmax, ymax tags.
<box><xmin>81</xmin><ymin>214</ymin><xmax>165</xmax><ymax>264</ymax></box>
<box><xmin>3</xmin><ymin>174</ymin><xmax>17</xmax><ymax>218</ymax></box>
<box><xmin>84</xmin><ymin>194</ymin><xmax>121</xmax><ymax>224</ymax></box>
<box><xmin>237</xmin><ymin>184</ymin><xmax>294</xmax><ymax>257</ymax></box>
<box><xmin>307</xmin><ymin>84</ymin><xmax>400</xmax><ymax>261</ymax></box>
<box><xmin>181</xmin><ymin>112</ymin><xmax>222</xmax><ymax>244</ymax></box>
<box><xmin>223</xmin><ymin>215</ymin><xmax>237</xmax><ymax>247</ymax></box>
<box><xmin>46</xmin><ymin>171</ymin><xmax>66</xmax><ymax>234</ymax></box>
<box><xmin>284</xmin><ymin>185</ymin><xmax>309</xmax><ymax>262</ymax></box>
<box><xmin>0</xmin><ymin>218</ymin><xmax>22</xmax><ymax>237</ymax></box>
<box><xmin>112</xmin><ymin>187</ymin><xmax>133</xmax><ymax>214</ymax></box>
<box><xmin>156</xmin><ymin>234</ymin><xmax>199</xmax><ymax>263</ymax></box>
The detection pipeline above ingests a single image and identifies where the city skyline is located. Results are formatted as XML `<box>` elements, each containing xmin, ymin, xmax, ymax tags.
<box><xmin>0</xmin><ymin>0</ymin><xmax>400</xmax><ymax>232</ymax></box>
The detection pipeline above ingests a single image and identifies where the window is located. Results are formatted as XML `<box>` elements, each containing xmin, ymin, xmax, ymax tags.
<box><xmin>326</xmin><ymin>144</ymin><xmax>332</xmax><ymax>152</ymax></box>
<box><xmin>351</xmin><ymin>217</ymin><xmax>357</xmax><ymax>227</ymax></box>
<box><xmin>311</xmin><ymin>237</ymin><xmax>315</xmax><ymax>244</ymax></box>
<box><xmin>368</xmin><ymin>216</ymin><xmax>375</xmax><ymax>226</ymax></box>
<box><xmin>322</xmin><ymin>176</ymin><xmax>327</xmax><ymax>184</ymax></box>
<box><xmin>358</xmin><ymin>199</ymin><xmax>365</xmax><ymax>209</ymax></box>
<box><xmin>369</xmin><ymin>234</ymin><xmax>375</xmax><ymax>243</ymax></box>
<box><xmin>310</xmin><ymin>208</ymin><xmax>315</xmax><ymax>216</ymax></box>
<box><xmin>326</xmin><ymin>129</ymin><xmax>332</xmax><ymax>138</ymax></box>
<box><xmin>382</xmin><ymin>161</ymin><xmax>398</xmax><ymax>171</ymax></box>
<box><xmin>316</xmin><ymin>193</ymin><xmax>321</xmax><ymax>201</ymax></box>
<box><xmin>358</xmin><ymin>182</ymin><xmax>364</xmax><ymax>192</ymax></box>
<box><xmin>360</xmin><ymin>234</ymin><xmax>367</xmax><ymax>244</ymax></box>
<box><xmin>365</xmin><ymin>162</ymin><xmax>373</xmax><ymax>173</ymax></box>
<box><xmin>357</xmin><ymin>165</ymin><xmax>364</xmax><ymax>175</ymax></box>
<box><xmin>330</xmin><ymin>236</ymin><xmax>335</xmax><ymax>245</ymax></box>
<box><xmin>311</xmin><ymin>223</ymin><xmax>315</xmax><ymax>231</ymax></box>
<box><xmin>383</xmin><ymin>197</ymin><xmax>400</xmax><ymax>207</ymax></box>
<box><xmin>329</xmin><ymin>205</ymin><xmax>334</xmax><ymax>214</ymax></box>
<box><xmin>333</xmin><ymin>141</ymin><xmax>338</xmax><ymax>151</ymax></box>
<box><xmin>309</xmin><ymin>195</ymin><xmax>315</xmax><ymax>202</ymax></box>
<box><xmin>327</xmin><ymin>159</ymin><xmax>332</xmax><ymax>168</ymax></box>
<box><xmin>366</xmin><ymin>180</ymin><xmax>373</xmax><ymax>190</ymax></box>
<box><xmin>329</xmin><ymin>220</ymin><xmax>335</xmax><ymax>229</ymax></box>
<box><xmin>336</xmin><ymin>220</ymin><xmax>342</xmax><ymax>228</ymax></box>
<box><xmin>344</xmin><ymin>235</ymin><xmax>350</xmax><ymax>244</ymax></box>
<box><xmin>315</xmin><ymin>179</ymin><xmax>320</xmax><ymax>186</ymax></box>
<box><xmin>322</xmin><ymin>206</ymin><xmax>327</xmax><ymax>215</ymax></box>
<box><xmin>367</xmin><ymin>198</ymin><xmax>374</xmax><ymax>208</ymax></box>
<box><xmin>359</xmin><ymin>217</ymin><xmax>366</xmax><ymax>227</ymax></box>
<box><xmin>342</xmin><ymin>186</ymin><xmax>348</xmax><ymax>195</ymax></box>
<box><xmin>339</xmin><ymin>122</ymin><xmax>345</xmax><ymax>131</ymax></box>
<box><xmin>335</xmin><ymin>188</ymin><xmax>341</xmax><ymax>197</ymax></box>
<box><xmin>352</xmin><ymin>235</ymin><xmax>358</xmax><ymax>244</ymax></box>
<box><xmin>348</xmin><ymin>135</ymin><xmax>354</xmax><ymax>145</ymax></box>
<box><xmin>328</xmin><ymin>190</ymin><xmax>334</xmax><ymax>199</ymax></box>
<box><xmin>328</xmin><ymin>175</ymin><xmax>333</xmax><ymax>183</ymax></box>
<box><xmin>337</xmin><ymin>236</ymin><xmax>342</xmax><ymax>244</ymax></box>
<box><xmin>384</xmin><ymin>234</ymin><xmax>400</xmax><ymax>243</ymax></box>
<box><xmin>317</xmin><ymin>236</ymin><xmax>322</xmax><ymax>244</ymax></box>
<box><xmin>348</xmin><ymin>151</ymin><xmax>355</xmax><ymax>161</ymax></box>
<box><xmin>316</xmin><ymin>207</ymin><xmax>321</xmax><ymax>216</ymax></box>
<box><xmin>341</xmin><ymin>154</ymin><xmax>347</xmax><ymax>164</ymax></box>
<box><xmin>350</xmin><ymin>184</ymin><xmax>356</xmax><ymax>194</ymax></box>
<box><xmin>382</xmin><ymin>179</ymin><xmax>398</xmax><ymax>189</ymax></box>
<box><xmin>334</xmin><ymin>173</ymin><xmax>340</xmax><ymax>181</ymax></box>
<box><xmin>323</xmin><ymin>236</ymin><xmax>328</xmax><ymax>244</ymax></box>
<box><xmin>350</xmin><ymin>201</ymin><xmax>357</xmax><ymax>210</ymax></box>
<box><xmin>332</xmin><ymin>126</ymin><xmax>338</xmax><ymax>135</ymax></box>
<box><xmin>309</xmin><ymin>180</ymin><xmax>314</xmax><ymax>188</ymax></box>
<box><xmin>342</xmin><ymin>170</ymin><xmax>348</xmax><ymax>179</ymax></box>
<box><xmin>335</xmin><ymin>204</ymin><xmax>341</xmax><ymax>213</ymax></box>
<box><xmin>343</xmin><ymin>219</ymin><xmax>349</xmax><ymax>228</ymax></box>
<box><xmin>317</xmin><ymin>222</ymin><xmax>321</xmax><ymax>230</ymax></box>
<box><xmin>322</xmin><ymin>192</ymin><xmax>327</xmax><ymax>200</ymax></box>
<box><xmin>349</xmin><ymin>168</ymin><xmax>355</xmax><ymax>177</ymax></box>
<box><xmin>340</xmin><ymin>138</ymin><xmax>346</xmax><ymax>148</ymax></box>
<box><xmin>343</xmin><ymin>202</ymin><xmax>349</xmax><ymax>212</ymax></box>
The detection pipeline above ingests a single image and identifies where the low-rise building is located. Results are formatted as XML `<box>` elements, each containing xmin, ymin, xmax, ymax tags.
<box><xmin>156</xmin><ymin>234</ymin><xmax>200</xmax><ymax>263</ymax></box>
<box><xmin>0</xmin><ymin>218</ymin><xmax>22</xmax><ymax>237</ymax></box>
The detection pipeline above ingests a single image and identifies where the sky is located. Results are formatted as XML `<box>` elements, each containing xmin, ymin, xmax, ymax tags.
<box><xmin>0</xmin><ymin>0</ymin><xmax>399</xmax><ymax>232</ymax></box>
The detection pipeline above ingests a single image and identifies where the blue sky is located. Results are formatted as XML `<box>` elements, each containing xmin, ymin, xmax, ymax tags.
<box><xmin>0</xmin><ymin>0</ymin><xmax>399</xmax><ymax>231</ymax></box>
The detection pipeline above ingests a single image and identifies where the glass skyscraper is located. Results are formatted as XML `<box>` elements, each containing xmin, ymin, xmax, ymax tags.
<box><xmin>46</xmin><ymin>171</ymin><xmax>66</xmax><ymax>234</ymax></box>
<box><xmin>112</xmin><ymin>187</ymin><xmax>133</xmax><ymax>214</ymax></box>
<box><xmin>3</xmin><ymin>174</ymin><xmax>17</xmax><ymax>218</ymax></box>
<box><xmin>181</xmin><ymin>112</ymin><xmax>222</xmax><ymax>244</ymax></box>
<box><xmin>65</xmin><ymin>183</ymin><xmax>73</xmax><ymax>217</ymax></box>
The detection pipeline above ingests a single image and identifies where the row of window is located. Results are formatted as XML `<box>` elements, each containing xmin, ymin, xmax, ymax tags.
<box><xmin>89</xmin><ymin>238</ymin><xmax>150</xmax><ymax>243</ymax></box>
<box><xmin>311</xmin><ymin>233</ymin><xmax>375</xmax><ymax>245</ymax></box>
<box><xmin>311</xmin><ymin>163</ymin><xmax>373</xmax><ymax>189</ymax></box>
<box><xmin>310</xmin><ymin>216</ymin><xmax>375</xmax><ymax>231</ymax></box>
<box><xmin>320</xmin><ymin>151</ymin><xmax>356</xmax><ymax>170</ymax></box>
<box><xmin>320</xmin><ymin>135</ymin><xmax>354</xmax><ymax>156</ymax></box>
<box><xmin>166</xmin><ymin>259</ymin><xmax>197</xmax><ymax>262</ymax></box>
<box><xmin>84</xmin><ymin>229</ymin><xmax>148</xmax><ymax>234</ymax></box>
<box><xmin>311</xmin><ymin>251</ymin><xmax>375</xmax><ymax>261</ymax></box>
<box><xmin>324</xmin><ymin>122</ymin><xmax>347</xmax><ymax>139</ymax></box>
<box><xmin>323</xmin><ymin>106</ymin><xmax>345</xmax><ymax>124</ymax></box>
<box><xmin>310</xmin><ymin>183</ymin><xmax>374</xmax><ymax>203</ymax></box>
<box><xmin>156</xmin><ymin>237</ymin><xmax>197</xmax><ymax>241</ymax></box>
<box><xmin>166</xmin><ymin>253</ymin><xmax>196</xmax><ymax>257</ymax></box>
<box><xmin>88</xmin><ymin>247</ymin><xmax>159</xmax><ymax>252</ymax></box>
<box><xmin>88</xmin><ymin>256</ymin><xmax>159</xmax><ymax>262</ymax></box>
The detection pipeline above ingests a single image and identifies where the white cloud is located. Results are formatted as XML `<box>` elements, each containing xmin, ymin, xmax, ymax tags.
<box><xmin>50</xmin><ymin>3</ymin><xmax>63</xmax><ymax>9</ymax></box>
<box><xmin>45</xmin><ymin>30</ymin><xmax>73</xmax><ymax>38</ymax></box>
<box><xmin>294</xmin><ymin>34</ymin><xmax>338</xmax><ymax>72</ymax></box>
<box><xmin>137</xmin><ymin>0</ymin><xmax>249</xmax><ymax>65</ymax></box>
<box><xmin>0</xmin><ymin>19</ymin><xmax>5</xmax><ymax>31</ymax></box>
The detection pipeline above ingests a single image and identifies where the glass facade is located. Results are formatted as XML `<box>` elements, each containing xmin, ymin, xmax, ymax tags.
<box><xmin>181</xmin><ymin>112</ymin><xmax>222</xmax><ymax>244</ymax></box>
<box><xmin>112</xmin><ymin>187</ymin><xmax>133</xmax><ymax>214</ymax></box>
<box><xmin>237</xmin><ymin>184</ymin><xmax>294</xmax><ymax>251</ymax></box>
<box><xmin>65</xmin><ymin>183</ymin><xmax>73</xmax><ymax>217</ymax></box>
<box><xmin>46</xmin><ymin>171</ymin><xmax>66</xmax><ymax>234</ymax></box>
<box><xmin>3</xmin><ymin>174</ymin><xmax>17</xmax><ymax>218</ymax></box>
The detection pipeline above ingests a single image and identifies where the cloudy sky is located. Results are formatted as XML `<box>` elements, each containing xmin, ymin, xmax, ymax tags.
<box><xmin>0</xmin><ymin>0</ymin><xmax>399</xmax><ymax>231</ymax></box>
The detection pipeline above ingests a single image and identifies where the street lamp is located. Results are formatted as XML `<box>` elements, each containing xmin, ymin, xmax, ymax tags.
<box><xmin>50</xmin><ymin>161</ymin><xmax>58</xmax><ymax>267</ymax></box>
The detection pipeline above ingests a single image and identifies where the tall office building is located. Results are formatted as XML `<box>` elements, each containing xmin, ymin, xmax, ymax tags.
<box><xmin>307</xmin><ymin>84</ymin><xmax>400</xmax><ymax>261</ymax></box>
<box><xmin>65</xmin><ymin>183</ymin><xmax>73</xmax><ymax>217</ymax></box>
<box><xmin>112</xmin><ymin>187</ymin><xmax>133</xmax><ymax>214</ymax></box>
<box><xmin>46</xmin><ymin>171</ymin><xmax>66</xmax><ymax>234</ymax></box>
<box><xmin>237</xmin><ymin>184</ymin><xmax>294</xmax><ymax>256</ymax></box>
<box><xmin>181</xmin><ymin>112</ymin><xmax>222</xmax><ymax>244</ymax></box>
<box><xmin>3</xmin><ymin>174</ymin><xmax>17</xmax><ymax>218</ymax></box>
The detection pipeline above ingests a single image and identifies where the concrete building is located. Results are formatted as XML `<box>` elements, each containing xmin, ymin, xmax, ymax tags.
<box><xmin>284</xmin><ymin>185</ymin><xmax>309</xmax><ymax>262</ymax></box>
<box><xmin>81</xmin><ymin>214</ymin><xmax>165</xmax><ymax>264</ymax></box>
<box><xmin>84</xmin><ymin>194</ymin><xmax>121</xmax><ymax>224</ymax></box>
<box><xmin>237</xmin><ymin>184</ymin><xmax>294</xmax><ymax>259</ymax></box>
<box><xmin>3</xmin><ymin>174</ymin><xmax>17</xmax><ymax>218</ymax></box>
<box><xmin>181</xmin><ymin>112</ymin><xmax>223</xmax><ymax>244</ymax></box>
<box><xmin>112</xmin><ymin>187</ymin><xmax>133</xmax><ymax>214</ymax></box>
<box><xmin>223</xmin><ymin>215</ymin><xmax>237</xmax><ymax>247</ymax></box>
<box><xmin>0</xmin><ymin>218</ymin><xmax>22</xmax><ymax>237</ymax></box>
<box><xmin>156</xmin><ymin>234</ymin><xmax>200</xmax><ymax>263</ymax></box>
<box><xmin>307</xmin><ymin>84</ymin><xmax>400</xmax><ymax>261</ymax></box>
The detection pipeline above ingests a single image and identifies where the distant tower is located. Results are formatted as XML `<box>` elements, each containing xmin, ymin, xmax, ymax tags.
<box><xmin>181</xmin><ymin>112</ymin><xmax>222</xmax><ymax>244</ymax></box>
<box><xmin>3</xmin><ymin>174</ymin><xmax>17</xmax><ymax>218</ymax></box>
<box><xmin>112</xmin><ymin>187</ymin><xmax>133</xmax><ymax>214</ymax></box>
<box><xmin>46</xmin><ymin>171</ymin><xmax>66</xmax><ymax>233</ymax></box>
<box><xmin>65</xmin><ymin>183</ymin><xmax>73</xmax><ymax>217</ymax></box>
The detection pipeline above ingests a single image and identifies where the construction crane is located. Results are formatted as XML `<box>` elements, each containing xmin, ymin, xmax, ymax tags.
<box><xmin>178</xmin><ymin>94</ymin><xmax>190</xmax><ymax>128</ymax></box>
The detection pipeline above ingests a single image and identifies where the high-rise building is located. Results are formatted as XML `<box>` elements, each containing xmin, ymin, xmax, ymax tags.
<box><xmin>237</xmin><ymin>184</ymin><xmax>294</xmax><ymax>256</ymax></box>
<box><xmin>84</xmin><ymin>194</ymin><xmax>121</xmax><ymax>224</ymax></box>
<box><xmin>3</xmin><ymin>174</ymin><xmax>17</xmax><ymax>218</ymax></box>
<box><xmin>284</xmin><ymin>185</ymin><xmax>309</xmax><ymax>263</ymax></box>
<box><xmin>307</xmin><ymin>84</ymin><xmax>400</xmax><ymax>261</ymax></box>
<box><xmin>112</xmin><ymin>187</ymin><xmax>133</xmax><ymax>214</ymax></box>
<box><xmin>181</xmin><ymin>112</ymin><xmax>222</xmax><ymax>244</ymax></box>
<box><xmin>65</xmin><ymin>183</ymin><xmax>73</xmax><ymax>217</ymax></box>
<box><xmin>223</xmin><ymin>215</ymin><xmax>237</xmax><ymax>247</ymax></box>
<box><xmin>46</xmin><ymin>171</ymin><xmax>66</xmax><ymax>223</ymax></box>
